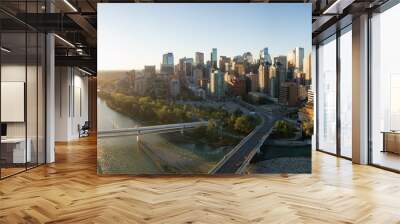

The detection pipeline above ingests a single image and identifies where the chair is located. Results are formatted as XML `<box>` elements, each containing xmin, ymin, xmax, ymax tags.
<box><xmin>79</xmin><ymin>121</ymin><xmax>90</xmax><ymax>138</ymax></box>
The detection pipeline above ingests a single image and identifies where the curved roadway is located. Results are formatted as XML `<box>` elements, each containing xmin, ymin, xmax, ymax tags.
<box><xmin>214</xmin><ymin>104</ymin><xmax>283</xmax><ymax>174</ymax></box>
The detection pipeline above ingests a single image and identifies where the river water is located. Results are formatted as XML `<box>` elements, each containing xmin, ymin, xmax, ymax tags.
<box><xmin>97</xmin><ymin>98</ymin><xmax>230</xmax><ymax>174</ymax></box>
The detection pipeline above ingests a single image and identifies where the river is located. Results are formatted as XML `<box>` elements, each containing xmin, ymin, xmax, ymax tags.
<box><xmin>97</xmin><ymin>98</ymin><xmax>231</xmax><ymax>174</ymax></box>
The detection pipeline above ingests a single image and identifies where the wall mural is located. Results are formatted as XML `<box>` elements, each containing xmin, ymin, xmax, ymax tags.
<box><xmin>97</xmin><ymin>3</ymin><xmax>313</xmax><ymax>174</ymax></box>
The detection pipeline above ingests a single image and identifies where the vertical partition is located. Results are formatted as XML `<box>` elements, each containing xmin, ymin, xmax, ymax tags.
<box><xmin>0</xmin><ymin>1</ymin><xmax>47</xmax><ymax>179</ymax></box>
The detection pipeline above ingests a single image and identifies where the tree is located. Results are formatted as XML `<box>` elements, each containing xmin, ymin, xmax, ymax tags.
<box><xmin>302</xmin><ymin>121</ymin><xmax>313</xmax><ymax>138</ymax></box>
<box><xmin>227</xmin><ymin>114</ymin><xmax>237</xmax><ymax>129</ymax></box>
<box><xmin>156</xmin><ymin>105</ymin><xmax>169</xmax><ymax>122</ymax></box>
<box><xmin>273</xmin><ymin>120</ymin><xmax>295</xmax><ymax>138</ymax></box>
<box><xmin>234</xmin><ymin>115</ymin><xmax>252</xmax><ymax>134</ymax></box>
<box><xmin>206</xmin><ymin>119</ymin><xmax>218</xmax><ymax>140</ymax></box>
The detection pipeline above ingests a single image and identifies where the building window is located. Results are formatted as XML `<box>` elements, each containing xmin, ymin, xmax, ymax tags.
<box><xmin>370</xmin><ymin>3</ymin><xmax>400</xmax><ymax>171</ymax></box>
<box><xmin>317</xmin><ymin>35</ymin><xmax>337</xmax><ymax>154</ymax></box>
<box><xmin>339</xmin><ymin>26</ymin><xmax>352</xmax><ymax>158</ymax></box>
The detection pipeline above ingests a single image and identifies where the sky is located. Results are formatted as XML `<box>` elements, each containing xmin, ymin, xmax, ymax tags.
<box><xmin>98</xmin><ymin>3</ymin><xmax>311</xmax><ymax>71</ymax></box>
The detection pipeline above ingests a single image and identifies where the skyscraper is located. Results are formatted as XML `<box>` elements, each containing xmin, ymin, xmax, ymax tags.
<box><xmin>275</xmin><ymin>62</ymin><xmax>286</xmax><ymax>97</ymax></box>
<box><xmin>144</xmin><ymin>65</ymin><xmax>156</xmax><ymax>76</ymax></box>
<box><xmin>162</xmin><ymin>52</ymin><xmax>174</xmax><ymax>66</ymax></box>
<box><xmin>243</xmin><ymin>52</ymin><xmax>253</xmax><ymax>64</ymax></box>
<box><xmin>219</xmin><ymin>56</ymin><xmax>231</xmax><ymax>73</ymax></box>
<box><xmin>235</xmin><ymin>63</ymin><xmax>245</xmax><ymax>76</ymax></box>
<box><xmin>193</xmin><ymin>68</ymin><xmax>203</xmax><ymax>86</ymax></box>
<box><xmin>195</xmin><ymin>52</ymin><xmax>204</xmax><ymax>66</ymax></box>
<box><xmin>287</xmin><ymin>49</ymin><xmax>296</xmax><ymax>80</ymax></box>
<box><xmin>210</xmin><ymin>69</ymin><xmax>224</xmax><ymax>99</ymax></box>
<box><xmin>274</xmin><ymin>56</ymin><xmax>287</xmax><ymax>81</ymax></box>
<box><xmin>259</xmin><ymin>47</ymin><xmax>272</xmax><ymax>65</ymax></box>
<box><xmin>229</xmin><ymin>76</ymin><xmax>247</xmax><ymax>97</ymax></box>
<box><xmin>269</xmin><ymin>65</ymin><xmax>278</xmax><ymax>98</ymax></box>
<box><xmin>161</xmin><ymin>53</ymin><xmax>174</xmax><ymax>75</ymax></box>
<box><xmin>211</xmin><ymin>48</ymin><xmax>218</xmax><ymax>69</ymax></box>
<box><xmin>303</xmin><ymin>52</ymin><xmax>311</xmax><ymax>85</ymax></box>
<box><xmin>295</xmin><ymin>47</ymin><xmax>304</xmax><ymax>72</ymax></box>
<box><xmin>247</xmin><ymin>72</ymin><xmax>259</xmax><ymax>92</ymax></box>
<box><xmin>258</xmin><ymin>63</ymin><xmax>270</xmax><ymax>93</ymax></box>
<box><xmin>178</xmin><ymin>57</ymin><xmax>192</xmax><ymax>85</ymax></box>
<box><xmin>279</xmin><ymin>82</ymin><xmax>299</xmax><ymax>106</ymax></box>
<box><xmin>184</xmin><ymin>58</ymin><xmax>193</xmax><ymax>79</ymax></box>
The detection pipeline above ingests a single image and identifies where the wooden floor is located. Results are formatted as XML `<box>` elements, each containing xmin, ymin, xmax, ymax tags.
<box><xmin>372</xmin><ymin>150</ymin><xmax>400</xmax><ymax>171</ymax></box>
<box><xmin>1</xmin><ymin>136</ymin><xmax>400</xmax><ymax>224</ymax></box>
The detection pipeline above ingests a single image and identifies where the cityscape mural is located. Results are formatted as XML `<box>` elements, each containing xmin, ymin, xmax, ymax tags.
<box><xmin>97</xmin><ymin>3</ymin><xmax>313</xmax><ymax>174</ymax></box>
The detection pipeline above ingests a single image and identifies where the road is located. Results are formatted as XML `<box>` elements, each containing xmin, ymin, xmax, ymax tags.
<box><xmin>213</xmin><ymin>103</ymin><xmax>283</xmax><ymax>174</ymax></box>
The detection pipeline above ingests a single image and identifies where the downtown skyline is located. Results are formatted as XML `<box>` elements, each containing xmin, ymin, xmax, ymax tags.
<box><xmin>133</xmin><ymin>47</ymin><xmax>306</xmax><ymax>72</ymax></box>
<box><xmin>98</xmin><ymin>3</ymin><xmax>311</xmax><ymax>71</ymax></box>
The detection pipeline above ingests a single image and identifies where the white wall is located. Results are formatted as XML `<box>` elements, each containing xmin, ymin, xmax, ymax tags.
<box><xmin>55</xmin><ymin>67</ymin><xmax>70</xmax><ymax>141</ymax></box>
<box><xmin>55</xmin><ymin>67</ymin><xmax>89</xmax><ymax>141</ymax></box>
<box><xmin>1</xmin><ymin>63</ymin><xmax>46</xmax><ymax>164</ymax></box>
<box><xmin>1</xmin><ymin>65</ymin><xmax>30</xmax><ymax>138</ymax></box>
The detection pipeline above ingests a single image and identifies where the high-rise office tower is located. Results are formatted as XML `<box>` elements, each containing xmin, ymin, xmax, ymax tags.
<box><xmin>279</xmin><ymin>82</ymin><xmax>299</xmax><ymax>106</ymax></box>
<box><xmin>274</xmin><ymin>56</ymin><xmax>288</xmax><ymax>81</ymax></box>
<box><xmin>230</xmin><ymin>76</ymin><xmax>247</xmax><ymax>97</ymax></box>
<box><xmin>178</xmin><ymin>57</ymin><xmax>186</xmax><ymax>73</ymax></box>
<box><xmin>161</xmin><ymin>53</ymin><xmax>174</xmax><ymax>75</ymax></box>
<box><xmin>184</xmin><ymin>58</ymin><xmax>193</xmax><ymax>79</ymax></box>
<box><xmin>193</xmin><ymin>68</ymin><xmax>203</xmax><ymax>86</ymax></box>
<box><xmin>211</xmin><ymin>48</ymin><xmax>218</xmax><ymax>69</ymax></box>
<box><xmin>258</xmin><ymin>63</ymin><xmax>270</xmax><ymax>93</ymax></box>
<box><xmin>162</xmin><ymin>52</ymin><xmax>174</xmax><ymax>66</ymax></box>
<box><xmin>144</xmin><ymin>65</ymin><xmax>156</xmax><ymax>76</ymax></box>
<box><xmin>234</xmin><ymin>63</ymin><xmax>246</xmax><ymax>76</ymax></box>
<box><xmin>303</xmin><ymin>52</ymin><xmax>311</xmax><ymax>85</ymax></box>
<box><xmin>287</xmin><ymin>49</ymin><xmax>296</xmax><ymax>80</ymax></box>
<box><xmin>219</xmin><ymin>56</ymin><xmax>231</xmax><ymax>73</ymax></box>
<box><xmin>195</xmin><ymin>52</ymin><xmax>204</xmax><ymax>66</ymax></box>
<box><xmin>275</xmin><ymin>62</ymin><xmax>286</xmax><ymax>96</ymax></box>
<box><xmin>269</xmin><ymin>65</ymin><xmax>278</xmax><ymax>98</ymax></box>
<box><xmin>177</xmin><ymin>57</ymin><xmax>192</xmax><ymax>85</ymax></box>
<box><xmin>243</xmin><ymin>52</ymin><xmax>253</xmax><ymax>64</ymax></box>
<box><xmin>295</xmin><ymin>47</ymin><xmax>304</xmax><ymax>72</ymax></box>
<box><xmin>260</xmin><ymin>47</ymin><xmax>272</xmax><ymax>65</ymax></box>
<box><xmin>233</xmin><ymin>55</ymin><xmax>244</xmax><ymax>64</ymax></box>
<box><xmin>247</xmin><ymin>72</ymin><xmax>259</xmax><ymax>92</ymax></box>
<box><xmin>210</xmin><ymin>70</ymin><xmax>224</xmax><ymax>99</ymax></box>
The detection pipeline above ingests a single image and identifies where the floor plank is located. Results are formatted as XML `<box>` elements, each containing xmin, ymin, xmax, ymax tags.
<box><xmin>0</xmin><ymin>135</ymin><xmax>399</xmax><ymax>223</ymax></box>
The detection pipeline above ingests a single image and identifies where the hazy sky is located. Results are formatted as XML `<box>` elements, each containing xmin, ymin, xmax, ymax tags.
<box><xmin>98</xmin><ymin>3</ymin><xmax>311</xmax><ymax>71</ymax></box>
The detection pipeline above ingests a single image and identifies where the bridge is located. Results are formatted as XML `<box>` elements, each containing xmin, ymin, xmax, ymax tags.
<box><xmin>98</xmin><ymin>121</ymin><xmax>208</xmax><ymax>138</ymax></box>
<box><xmin>209</xmin><ymin>100</ymin><xmax>282</xmax><ymax>174</ymax></box>
<box><xmin>98</xmin><ymin>101</ymin><xmax>284</xmax><ymax>174</ymax></box>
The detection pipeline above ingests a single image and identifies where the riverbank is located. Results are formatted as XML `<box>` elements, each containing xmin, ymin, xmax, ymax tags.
<box><xmin>98</xmin><ymin>91</ymin><xmax>257</xmax><ymax>145</ymax></box>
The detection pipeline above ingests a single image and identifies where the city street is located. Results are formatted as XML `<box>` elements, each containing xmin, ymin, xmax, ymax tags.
<box><xmin>214</xmin><ymin>102</ymin><xmax>284</xmax><ymax>174</ymax></box>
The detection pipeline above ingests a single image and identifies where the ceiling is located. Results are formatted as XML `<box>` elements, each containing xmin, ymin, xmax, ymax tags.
<box><xmin>0</xmin><ymin>0</ymin><xmax>389</xmax><ymax>74</ymax></box>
